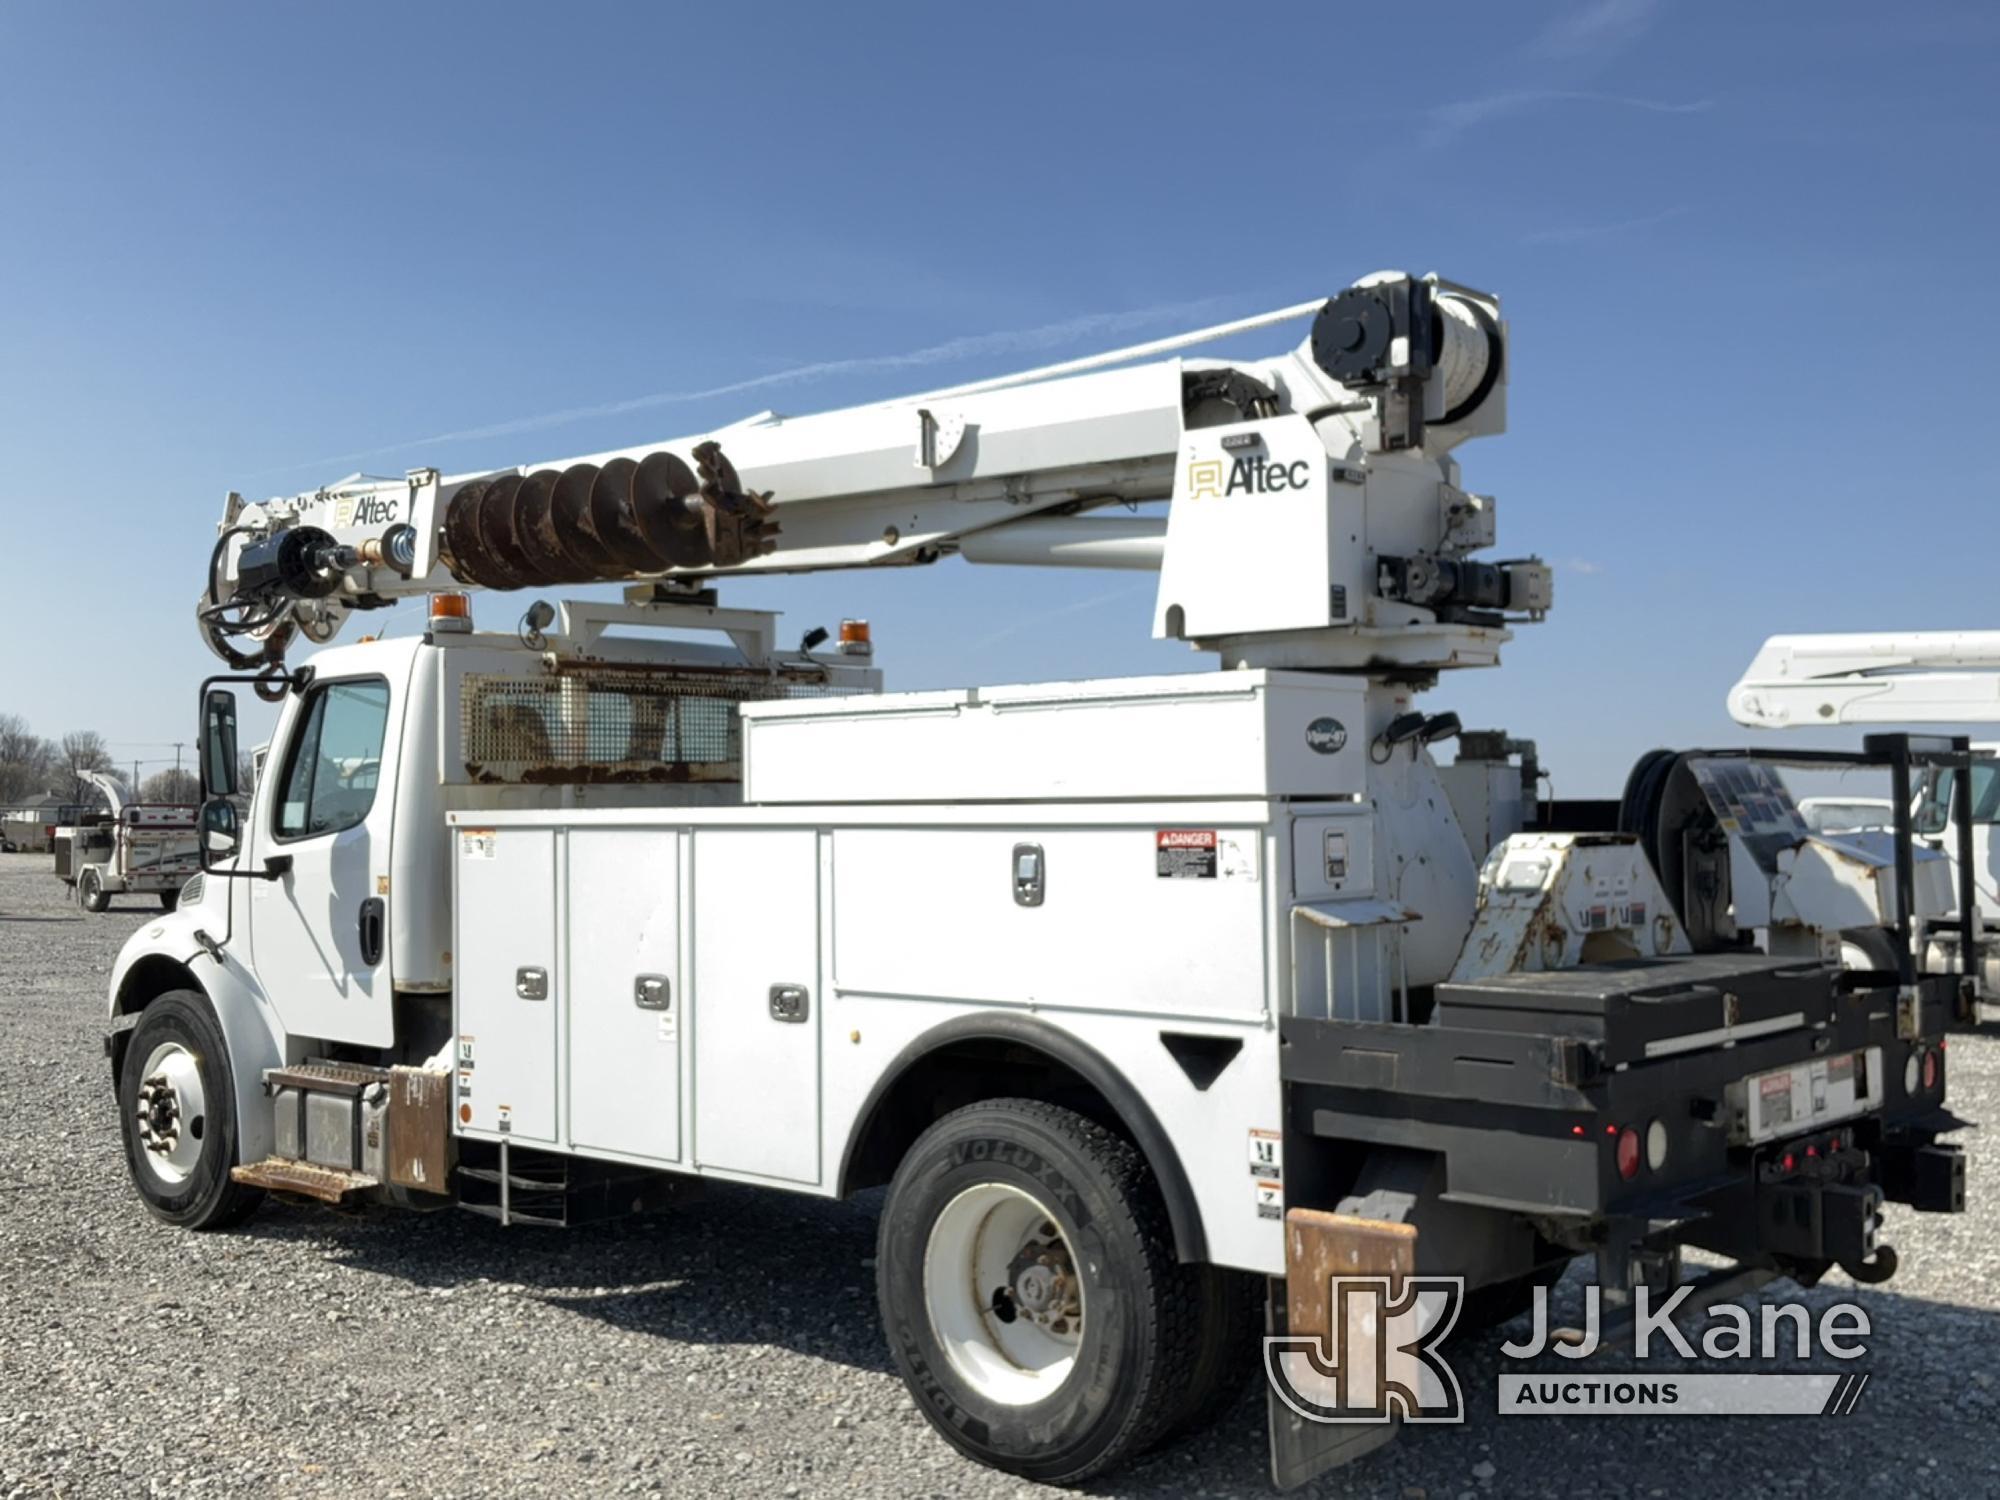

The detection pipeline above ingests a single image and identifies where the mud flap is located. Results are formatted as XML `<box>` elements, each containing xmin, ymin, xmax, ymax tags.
<box><xmin>1267</xmin><ymin>1207</ymin><xmax>1416</xmax><ymax>1490</ymax></box>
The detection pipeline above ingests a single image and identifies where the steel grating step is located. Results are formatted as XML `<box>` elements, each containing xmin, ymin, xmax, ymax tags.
<box><xmin>232</xmin><ymin>1157</ymin><xmax>379</xmax><ymax>1204</ymax></box>
<box><xmin>264</xmin><ymin>1060</ymin><xmax>393</xmax><ymax>1097</ymax></box>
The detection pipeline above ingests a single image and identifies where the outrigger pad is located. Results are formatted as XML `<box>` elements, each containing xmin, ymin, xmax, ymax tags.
<box><xmin>1268</xmin><ymin>1209</ymin><xmax>1416</xmax><ymax>1489</ymax></box>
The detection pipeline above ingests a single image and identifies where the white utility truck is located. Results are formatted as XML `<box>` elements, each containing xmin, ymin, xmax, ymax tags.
<box><xmin>1728</xmin><ymin>630</ymin><xmax>2000</xmax><ymax>1008</ymax></box>
<box><xmin>107</xmin><ymin>274</ymin><xmax>1967</xmax><ymax>1488</ymax></box>
<box><xmin>54</xmin><ymin>770</ymin><xmax>199</xmax><ymax>912</ymax></box>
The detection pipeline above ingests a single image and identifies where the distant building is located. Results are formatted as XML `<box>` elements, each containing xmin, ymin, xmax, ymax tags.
<box><xmin>2</xmin><ymin>790</ymin><xmax>104</xmax><ymax>852</ymax></box>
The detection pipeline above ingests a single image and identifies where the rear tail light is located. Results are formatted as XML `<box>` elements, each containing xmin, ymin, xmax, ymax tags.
<box><xmin>1616</xmin><ymin>1127</ymin><xmax>1641</xmax><ymax>1180</ymax></box>
<box><xmin>1922</xmin><ymin>1047</ymin><xmax>1940</xmax><ymax>1092</ymax></box>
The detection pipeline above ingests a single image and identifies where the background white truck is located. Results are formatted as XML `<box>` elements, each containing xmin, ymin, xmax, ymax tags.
<box><xmin>54</xmin><ymin>770</ymin><xmax>198</xmax><ymax>912</ymax></box>
<box><xmin>1727</xmin><ymin>630</ymin><xmax>2000</xmax><ymax>1006</ymax></box>
<box><xmin>105</xmin><ymin>273</ymin><xmax>1968</xmax><ymax>1488</ymax></box>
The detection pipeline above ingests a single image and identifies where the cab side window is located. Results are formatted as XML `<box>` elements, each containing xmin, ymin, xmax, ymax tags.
<box><xmin>274</xmin><ymin>679</ymin><xmax>391</xmax><ymax>841</ymax></box>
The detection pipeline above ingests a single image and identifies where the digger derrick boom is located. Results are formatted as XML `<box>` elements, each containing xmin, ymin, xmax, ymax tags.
<box><xmin>198</xmin><ymin>272</ymin><xmax>1547</xmax><ymax>676</ymax></box>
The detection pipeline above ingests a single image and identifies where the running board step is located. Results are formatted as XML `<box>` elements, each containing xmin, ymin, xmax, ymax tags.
<box><xmin>454</xmin><ymin>1144</ymin><xmax>697</xmax><ymax>1228</ymax></box>
<box><xmin>232</xmin><ymin>1157</ymin><xmax>379</xmax><ymax>1204</ymax></box>
<box><xmin>265</xmin><ymin>1060</ymin><xmax>393</xmax><ymax>1096</ymax></box>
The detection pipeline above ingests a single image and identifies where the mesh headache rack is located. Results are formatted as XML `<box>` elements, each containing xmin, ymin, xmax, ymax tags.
<box><xmin>460</xmin><ymin>660</ymin><xmax>856</xmax><ymax>784</ymax></box>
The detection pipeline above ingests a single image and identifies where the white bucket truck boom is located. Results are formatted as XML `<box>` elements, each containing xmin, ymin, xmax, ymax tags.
<box><xmin>1728</xmin><ymin>629</ymin><xmax>2000</xmax><ymax>1007</ymax></box>
<box><xmin>107</xmin><ymin>274</ymin><xmax>1965</xmax><ymax>1489</ymax></box>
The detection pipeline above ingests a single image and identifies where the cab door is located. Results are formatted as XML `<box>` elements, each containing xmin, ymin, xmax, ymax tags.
<box><xmin>248</xmin><ymin>672</ymin><xmax>401</xmax><ymax>1046</ymax></box>
<box><xmin>1927</xmin><ymin>760</ymin><xmax>2000</xmax><ymax>922</ymax></box>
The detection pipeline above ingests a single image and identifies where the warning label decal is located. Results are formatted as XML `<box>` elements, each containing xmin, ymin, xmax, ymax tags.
<box><xmin>1249</xmin><ymin>1128</ymin><xmax>1284</xmax><ymax>1219</ymax></box>
<box><xmin>1157</xmin><ymin>829</ymin><xmax>1219</xmax><ymax>879</ymax></box>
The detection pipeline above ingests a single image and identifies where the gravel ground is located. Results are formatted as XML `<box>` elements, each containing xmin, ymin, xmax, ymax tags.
<box><xmin>2</xmin><ymin>846</ymin><xmax>1997</xmax><ymax>1499</ymax></box>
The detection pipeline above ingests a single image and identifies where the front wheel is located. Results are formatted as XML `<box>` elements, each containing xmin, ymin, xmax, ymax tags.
<box><xmin>117</xmin><ymin>990</ymin><xmax>262</xmax><ymax>1229</ymax></box>
<box><xmin>877</xmin><ymin>1099</ymin><xmax>1199</xmax><ymax>1485</ymax></box>
<box><xmin>78</xmin><ymin>867</ymin><xmax>108</xmax><ymax>913</ymax></box>
<box><xmin>157</xmin><ymin>889</ymin><xmax>179</xmax><ymax>912</ymax></box>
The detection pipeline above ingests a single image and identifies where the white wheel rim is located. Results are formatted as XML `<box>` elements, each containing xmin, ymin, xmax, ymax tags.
<box><xmin>923</xmin><ymin>1183</ymin><xmax>1085</xmax><ymax>1405</ymax></box>
<box><xmin>134</xmin><ymin>1041</ymin><xmax>209</xmax><ymax>1186</ymax></box>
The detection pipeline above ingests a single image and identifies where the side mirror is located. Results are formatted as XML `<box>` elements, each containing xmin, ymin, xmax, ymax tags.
<box><xmin>1913</xmin><ymin>770</ymin><xmax>1950</xmax><ymax>837</ymax></box>
<box><xmin>199</xmin><ymin>797</ymin><xmax>241</xmax><ymax>870</ymax></box>
<box><xmin>202</xmin><ymin>689</ymin><xmax>240</xmax><ymax>799</ymax></box>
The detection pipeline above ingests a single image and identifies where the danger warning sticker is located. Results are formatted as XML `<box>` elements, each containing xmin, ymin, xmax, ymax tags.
<box><xmin>1157</xmin><ymin>829</ymin><xmax>1218</xmax><ymax>879</ymax></box>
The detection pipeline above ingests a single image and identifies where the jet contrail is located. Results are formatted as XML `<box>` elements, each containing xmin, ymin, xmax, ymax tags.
<box><xmin>249</xmin><ymin>295</ymin><xmax>1239</xmax><ymax>483</ymax></box>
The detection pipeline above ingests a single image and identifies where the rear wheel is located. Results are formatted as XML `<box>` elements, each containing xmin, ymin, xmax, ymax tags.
<box><xmin>157</xmin><ymin>889</ymin><xmax>179</xmax><ymax>912</ymax></box>
<box><xmin>1156</xmin><ymin>1264</ymin><xmax>1262</xmax><ymax>1442</ymax></box>
<box><xmin>877</xmin><ymin>1099</ymin><xmax>1199</xmax><ymax>1484</ymax></box>
<box><xmin>78</xmin><ymin>867</ymin><xmax>108</xmax><ymax>913</ymax></box>
<box><xmin>117</xmin><ymin>990</ymin><xmax>261</xmax><ymax>1229</ymax></box>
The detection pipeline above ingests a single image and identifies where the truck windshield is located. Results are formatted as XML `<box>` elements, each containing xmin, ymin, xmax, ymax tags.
<box><xmin>1928</xmin><ymin>762</ymin><xmax>2000</xmax><ymax>829</ymax></box>
<box><xmin>274</xmin><ymin>678</ymin><xmax>391</xmax><ymax>840</ymax></box>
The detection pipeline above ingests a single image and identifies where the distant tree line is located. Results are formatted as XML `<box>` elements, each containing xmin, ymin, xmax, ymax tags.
<box><xmin>0</xmin><ymin>714</ymin><xmax>218</xmax><ymax>807</ymax></box>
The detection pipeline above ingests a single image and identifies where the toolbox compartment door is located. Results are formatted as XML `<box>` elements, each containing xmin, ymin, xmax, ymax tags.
<box><xmin>453</xmin><ymin>826</ymin><xmax>559</xmax><ymax>1144</ymax></box>
<box><xmin>568</xmin><ymin>828</ymin><xmax>684</xmax><ymax>1164</ymax></box>
<box><xmin>691</xmin><ymin>828</ymin><xmax>821</xmax><ymax>1184</ymax></box>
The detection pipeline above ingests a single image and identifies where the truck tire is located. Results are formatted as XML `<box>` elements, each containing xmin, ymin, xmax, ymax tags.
<box><xmin>157</xmin><ymin>889</ymin><xmax>179</xmax><ymax>912</ymax></box>
<box><xmin>1838</xmin><ymin>926</ymin><xmax>1900</xmax><ymax>974</ymax></box>
<box><xmin>877</xmin><ymin>1099</ymin><xmax>1199</xmax><ymax>1484</ymax></box>
<box><xmin>1153</xmin><ymin>1264</ymin><xmax>1262</xmax><ymax>1444</ymax></box>
<box><xmin>78</xmin><ymin>867</ymin><xmax>108</xmax><ymax>913</ymax></box>
<box><xmin>117</xmin><ymin>990</ymin><xmax>262</xmax><ymax>1230</ymax></box>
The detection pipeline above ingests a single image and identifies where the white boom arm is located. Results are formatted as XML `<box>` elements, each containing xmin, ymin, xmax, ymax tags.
<box><xmin>202</xmin><ymin>271</ymin><xmax>1547</xmax><ymax>675</ymax></box>
<box><xmin>1729</xmin><ymin>632</ymin><xmax>2000</xmax><ymax>728</ymax></box>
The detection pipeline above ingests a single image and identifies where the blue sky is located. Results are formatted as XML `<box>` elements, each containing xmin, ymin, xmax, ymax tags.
<box><xmin>2</xmin><ymin>2</ymin><xmax>1996</xmax><ymax>793</ymax></box>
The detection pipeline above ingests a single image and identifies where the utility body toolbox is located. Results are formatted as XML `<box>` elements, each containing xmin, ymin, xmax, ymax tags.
<box><xmin>1283</xmin><ymin>952</ymin><xmax>1964</xmax><ymax>1232</ymax></box>
<box><xmin>1434</xmin><ymin>953</ymin><xmax>1828</xmax><ymax>1065</ymax></box>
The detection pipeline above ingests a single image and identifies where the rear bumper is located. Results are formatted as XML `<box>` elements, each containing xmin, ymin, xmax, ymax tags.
<box><xmin>1281</xmin><ymin>973</ymin><xmax>1962</xmax><ymax>1225</ymax></box>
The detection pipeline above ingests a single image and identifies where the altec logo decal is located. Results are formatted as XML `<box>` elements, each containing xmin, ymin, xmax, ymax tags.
<box><xmin>333</xmin><ymin>494</ymin><xmax>400</xmax><ymax>528</ymax></box>
<box><xmin>1187</xmin><ymin>454</ymin><xmax>1313</xmax><ymax>498</ymax></box>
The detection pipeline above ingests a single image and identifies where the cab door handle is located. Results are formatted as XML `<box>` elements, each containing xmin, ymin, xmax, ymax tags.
<box><xmin>358</xmin><ymin>897</ymin><xmax>385</xmax><ymax>967</ymax></box>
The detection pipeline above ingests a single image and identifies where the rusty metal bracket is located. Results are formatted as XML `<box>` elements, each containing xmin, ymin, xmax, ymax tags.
<box><xmin>387</xmin><ymin>1066</ymin><xmax>452</xmax><ymax>1195</ymax></box>
<box><xmin>1284</xmin><ymin>1206</ymin><xmax>1418</xmax><ymax>1351</ymax></box>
